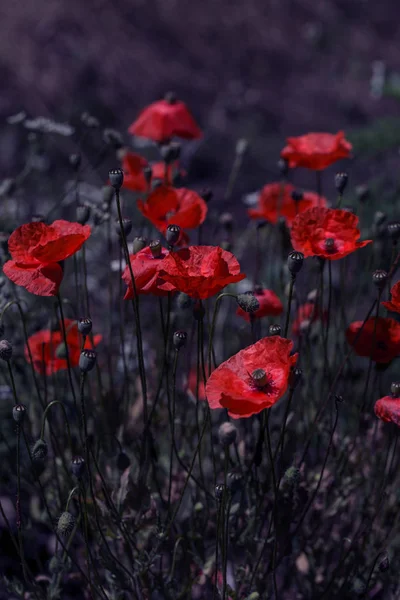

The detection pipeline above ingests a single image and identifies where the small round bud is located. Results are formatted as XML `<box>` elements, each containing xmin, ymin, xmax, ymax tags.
<box><xmin>251</xmin><ymin>369</ymin><xmax>268</xmax><ymax>388</ymax></box>
<box><xmin>115</xmin><ymin>218</ymin><xmax>132</xmax><ymax>237</ymax></box>
<box><xmin>78</xmin><ymin>318</ymin><xmax>92</xmax><ymax>336</ymax></box>
<box><xmin>356</xmin><ymin>184</ymin><xmax>369</xmax><ymax>203</ymax></box>
<box><xmin>117</xmin><ymin>451</ymin><xmax>131</xmax><ymax>472</ymax></box>
<box><xmin>236</xmin><ymin>292</ymin><xmax>260</xmax><ymax>314</ymax></box>
<box><xmin>218</xmin><ymin>422</ymin><xmax>237</xmax><ymax>447</ymax></box>
<box><xmin>149</xmin><ymin>240</ymin><xmax>162</xmax><ymax>258</ymax></box>
<box><xmin>79</xmin><ymin>350</ymin><xmax>97</xmax><ymax>373</ymax></box>
<box><xmin>200</xmin><ymin>188</ymin><xmax>213</xmax><ymax>203</ymax></box>
<box><xmin>176</xmin><ymin>293</ymin><xmax>192</xmax><ymax>310</ymax></box>
<box><xmin>215</xmin><ymin>483</ymin><xmax>226</xmax><ymax>502</ymax></box>
<box><xmin>166</xmin><ymin>224</ymin><xmax>181</xmax><ymax>247</ymax></box>
<box><xmin>269</xmin><ymin>324</ymin><xmax>282</xmax><ymax>337</ymax></box>
<box><xmin>71</xmin><ymin>456</ymin><xmax>85</xmax><ymax>478</ymax></box>
<box><xmin>69</xmin><ymin>153</ymin><xmax>81</xmax><ymax>170</ymax></box>
<box><xmin>391</xmin><ymin>382</ymin><xmax>400</xmax><ymax>398</ymax></box>
<box><xmin>289</xmin><ymin>367</ymin><xmax>302</xmax><ymax>389</ymax></box>
<box><xmin>132</xmin><ymin>237</ymin><xmax>147</xmax><ymax>254</ymax></box>
<box><xmin>277</xmin><ymin>157</ymin><xmax>289</xmax><ymax>178</ymax></box>
<box><xmin>324</xmin><ymin>238</ymin><xmax>336</xmax><ymax>253</ymax></box>
<box><xmin>76</xmin><ymin>204</ymin><xmax>90</xmax><ymax>225</ymax></box>
<box><xmin>32</xmin><ymin>438</ymin><xmax>48</xmax><ymax>460</ymax></box>
<box><xmin>57</xmin><ymin>512</ymin><xmax>76</xmax><ymax>537</ymax></box>
<box><xmin>143</xmin><ymin>165</ymin><xmax>152</xmax><ymax>184</ymax></box>
<box><xmin>335</xmin><ymin>172</ymin><xmax>348</xmax><ymax>195</ymax></box>
<box><xmin>291</xmin><ymin>189</ymin><xmax>303</xmax><ymax>202</ymax></box>
<box><xmin>387</xmin><ymin>221</ymin><xmax>400</xmax><ymax>242</ymax></box>
<box><xmin>109</xmin><ymin>168</ymin><xmax>124</xmax><ymax>189</ymax></box>
<box><xmin>0</xmin><ymin>340</ymin><xmax>13</xmax><ymax>362</ymax></box>
<box><xmin>287</xmin><ymin>251</ymin><xmax>304</xmax><ymax>275</ymax></box>
<box><xmin>173</xmin><ymin>330</ymin><xmax>187</xmax><ymax>351</ymax></box>
<box><xmin>378</xmin><ymin>552</ymin><xmax>389</xmax><ymax>572</ymax></box>
<box><xmin>164</xmin><ymin>91</ymin><xmax>177</xmax><ymax>104</ymax></box>
<box><xmin>372</xmin><ymin>269</ymin><xmax>388</xmax><ymax>291</ymax></box>
<box><xmin>31</xmin><ymin>214</ymin><xmax>46</xmax><ymax>223</ymax></box>
<box><xmin>13</xmin><ymin>403</ymin><xmax>27</xmax><ymax>424</ymax></box>
<box><xmin>192</xmin><ymin>301</ymin><xmax>205</xmax><ymax>321</ymax></box>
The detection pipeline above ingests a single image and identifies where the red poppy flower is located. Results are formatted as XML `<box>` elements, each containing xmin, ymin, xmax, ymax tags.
<box><xmin>158</xmin><ymin>245</ymin><xmax>246</xmax><ymax>300</ymax></box>
<box><xmin>292</xmin><ymin>302</ymin><xmax>327</xmax><ymax>335</ymax></box>
<box><xmin>137</xmin><ymin>185</ymin><xmax>207</xmax><ymax>237</ymax></box>
<box><xmin>121</xmin><ymin>152</ymin><xmax>149</xmax><ymax>192</ymax></box>
<box><xmin>346</xmin><ymin>317</ymin><xmax>400</xmax><ymax>363</ymax></box>
<box><xmin>374</xmin><ymin>395</ymin><xmax>400</xmax><ymax>426</ymax></box>
<box><xmin>236</xmin><ymin>288</ymin><xmax>283</xmax><ymax>322</ymax></box>
<box><xmin>248</xmin><ymin>183</ymin><xmax>328</xmax><ymax>226</ymax></box>
<box><xmin>128</xmin><ymin>97</ymin><xmax>202</xmax><ymax>142</ymax></box>
<box><xmin>290</xmin><ymin>207</ymin><xmax>372</xmax><ymax>260</ymax></box>
<box><xmin>150</xmin><ymin>161</ymin><xmax>186</xmax><ymax>184</ymax></box>
<box><xmin>281</xmin><ymin>131</ymin><xmax>352</xmax><ymax>170</ymax></box>
<box><xmin>382</xmin><ymin>282</ymin><xmax>400</xmax><ymax>314</ymax></box>
<box><xmin>25</xmin><ymin>319</ymin><xmax>102</xmax><ymax>376</ymax></box>
<box><xmin>3</xmin><ymin>221</ymin><xmax>91</xmax><ymax>296</ymax></box>
<box><xmin>205</xmin><ymin>336</ymin><xmax>297</xmax><ymax>418</ymax></box>
<box><xmin>122</xmin><ymin>246</ymin><xmax>176</xmax><ymax>299</ymax></box>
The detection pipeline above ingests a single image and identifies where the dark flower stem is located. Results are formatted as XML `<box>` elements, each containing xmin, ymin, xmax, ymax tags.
<box><xmin>16</xmin><ymin>424</ymin><xmax>29</xmax><ymax>588</ymax></box>
<box><xmin>265</xmin><ymin>411</ymin><xmax>279</xmax><ymax>598</ymax></box>
<box><xmin>284</xmin><ymin>276</ymin><xmax>295</xmax><ymax>338</ymax></box>
<box><xmin>40</xmin><ymin>400</ymin><xmax>73</xmax><ymax>450</ymax></box>
<box><xmin>208</xmin><ymin>293</ymin><xmax>237</xmax><ymax>376</ymax></box>
<box><xmin>7</xmin><ymin>362</ymin><xmax>18</xmax><ymax>405</ymax></box>
<box><xmin>57</xmin><ymin>294</ymin><xmax>77</xmax><ymax>404</ymax></box>
<box><xmin>167</xmin><ymin>349</ymin><xmax>179</xmax><ymax>515</ymax></box>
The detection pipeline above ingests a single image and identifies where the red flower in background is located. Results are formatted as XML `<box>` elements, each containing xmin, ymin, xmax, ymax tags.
<box><xmin>236</xmin><ymin>288</ymin><xmax>283</xmax><ymax>322</ymax></box>
<box><xmin>281</xmin><ymin>131</ymin><xmax>352</xmax><ymax>170</ymax></box>
<box><xmin>122</xmin><ymin>247</ymin><xmax>176</xmax><ymax>299</ymax></box>
<box><xmin>248</xmin><ymin>183</ymin><xmax>328</xmax><ymax>226</ymax></box>
<box><xmin>382</xmin><ymin>282</ymin><xmax>400</xmax><ymax>314</ymax></box>
<box><xmin>290</xmin><ymin>207</ymin><xmax>371</xmax><ymax>260</ymax></box>
<box><xmin>292</xmin><ymin>302</ymin><xmax>326</xmax><ymax>335</ymax></box>
<box><xmin>137</xmin><ymin>185</ymin><xmax>207</xmax><ymax>238</ymax></box>
<box><xmin>158</xmin><ymin>245</ymin><xmax>246</xmax><ymax>300</ymax></box>
<box><xmin>205</xmin><ymin>336</ymin><xmax>297</xmax><ymax>418</ymax></box>
<box><xmin>121</xmin><ymin>152</ymin><xmax>148</xmax><ymax>192</ymax></box>
<box><xmin>374</xmin><ymin>395</ymin><xmax>400</xmax><ymax>426</ymax></box>
<box><xmin>128</xmin><ymin>95</ymin><xmax>202</xmax><ymax>142</ymax></box>
<box><xmin>346</xmin><ymin>317</ymin><xmax>400</xmax><ymax>363</ymax></box>
<box><xmin>3</xmin><ymin>221</ymin><xmax>91</xmax><ymax>296</ymax></box>
<box><xmin>26</xmin><ymin>319</ymin><xmax>102</xmax><ymax>376</ymax></box>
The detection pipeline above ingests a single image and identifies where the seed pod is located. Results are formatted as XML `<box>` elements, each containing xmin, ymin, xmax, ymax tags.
<box><xmin>335</xmin><ymin>172</ymin><xmax>348</xmax><ymax>195</ymax></box>
<box><xmin>79</xmin><ymin>350</ymin><xmax>97</xmax><ymax>373</ymax></box>
<box><xmin>13</xmin><ymin>404</ymin><xmax>27</xmax><ymax>424</ymax></box>
<box><xmin>252</xmin><ymin>369</ymin><xmax>267</xmax><ymax>388</ymax></box>
<box><xmin>76</xmin><ymin>204</ymin><xmax>90</xmax><ymax>225</ymax></box>
<box><xmin>69</xmin><ymin>153</ymin><xmax>81</xmax><ymax>170</ymax></box>
<box><xmin>177</xmin><ymin>293</ymin><xmax>192</xmax><ymax>310</ymax></box>
<box><xmin>289</xmin><ymin>367</ymin><xmax>302</xmax><ymax>389</ymax></box>
<box><xmin>269</xmin><ymin>324</ymin><xmax>282</xmax><ymax>337</ymax></box>
<box><xmin>236</xmin><ymin>292</ymin><xmax>260</xmax><ymax>314</ymax></box>
<box><xmin>173</xmin><ymin>330</ymin><xmax>187</xmax><ymax>351</ymax></box>
<box><xmin>149</xmin><ymin>240</ymin><xmax>162</xmax><ymax>258</ymax></box>
<box><xmin>0</xmin><ymin>340</ymin><xmax>12</xmax><ymax>362</ymax></box>
<box><xmin>132</xmin><ymin>237</ymin><xmax>147</xmax><ymax>254</ymax></box>
<box><xmin>387</xmin><ymin>221</ymin><xmax>400</xmax><ymax>242</ymax></box>
<box><xmin>218</xmin><ymin>422</ymin><xmax>237</xmax><ymax>447</ymax></box>
<box><xmin>32</xmin><ymin>438</ymin><xmax>48</xmax><ymax>460</ymax></box>
<box><xmin>166</xmin><ymin>224</ymin><xmax>181</xmax><ymax>247</ymax></box>
<box><xmin>215</xmin><ymin>483</ymin><xmax>226</xmax><ymax>502</ymax></box>
<box><xmin>287</xmin><ymin>251</ymin><xmax>304</xmax><ymax>276</ymax></box>
<box><xmin>372</xmin><ymin>269</ymin><xmax>388</xmax><ymax>291</ymax></box>
<box><xmin>391</xmin><ymin>382</ymin><xmax>400</xmax><ymax>398</ymax></box>
<box><xmin>71</xmin><ymin>456</ymin><xmax>85</xmax><ymax>478</ymax></box>
<box><xmin>57</xmin><ymin>511</ymin><xmax>76</xmax><ymax>537</ymax></box>
<box><xmin>324</xmin><ymin>238</ymin><xmax>336</xmax><ymax>253</ymax></box>
<box><xmin>78</xmin><ymin>318</ymin><xmax>92</xmax><ymax>336</ymax></box>
<box><xmin>109</xmin><ymin>168</ymin><xmax>124</xmax><ymax>190</ymax></box>
<box><xmin>115</xmin><ymin>218</ymin><xmax>132</xmax><ymax>237</ymax></box>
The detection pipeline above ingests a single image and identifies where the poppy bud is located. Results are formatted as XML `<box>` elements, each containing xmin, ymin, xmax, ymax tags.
<box><xmin>69</xmin><ymin>153</ymin><xmax>81</xmax><ymax>170</ymax></box>
<box><xmin>324</xmin><ymin>238</ymin><xmax>336</xmax><ymax>253</ymax></box>
<box><xmin>291</xmin><ymin>189</ymin><xmax>303</xmax><ymax>202</ymax></box>
<box><xmin>173</xmin><ymin>330</ymin><xmax>187</xmax><ymax>350</ymax></box>
<box><xmin>356</xmin><ymin>184</ymin><xmax>369</xmax><ymax>203</ymax></box>
<box><xmin>149</xmin><ymin>240</ymin><xmax>162</xmax><ymax>258</ymax></box>
<box><xmin>57</xmin><ymin>511</ymin><xmax>76</xmax><ymax>537</ymax></box>
<box><xmin>115</xmin><ymin>218</ymin><xmax>132</xmax><ymax>237</ymax></box>
<box><xmin>164</xmin><ymin>91</ymin><xmax>177</xmax><ymax>104</ymax></box>
<box><xmin>166</xmin><ymin>224</ymin><xmax>181</xmax><ymax>247</ymax></box>
<box><xmin>177</xmin><ymin>293</ymin><xmax>192</xmax><ymax>310</ymax></box>
<box><xmin>13</xmin><ymin>403</ymin><xmax>27</xmax><ymax>424</ymax></box>
<box><xmin>71</xmin><ymin>456</ymin><xmax>85</xmax><ymax>478</ymax></box>
<box><xmin>0</xmin><ymin>340</ymin><xmax>12</xmax><ymax>362</ymax></box>
<box><xmin>227</xmin><ymin>470</ymin><xmax>242</xmax><ymax>494</ymax></box>
<box><xmin>378</xmin><ymin>552</ymin><xmax>389</xmax><ymax>572</ymax></box>
<box><xmin>372</xmin><ymin>269</ymin><xmax>388</xmax><ymax>291</ymax></box>
<box><xmin>287</xmin><ymin>251</ymin><xmax>304</xmax><ymax>276</ymax></box>
<box><xmin>374</xmin><ymin>211</ymin><xmax>386</xmax><ymax>227</ymax></box>
<box><xmin>215</xmin><ymin>483</ymin><xmax>226</xmax><ymax>502</ymax></box>
<box><xmin>32</xmin><ymin>438</ymin><xmax>48</xmax><ymax>460</ymax></box>
<box><xmin>109</xmin><ymin>168</ymin><xmax>124</xmax><ymax>190</ymax></box>
<box><xmin>76</xmin><ymin>204</ymin><xmax>90</xmax><ymax>225</ymax></box>
<box><xmin>31</xmin><ymin>214</ymin><xmax>46</xmax><ymax>223</ymax></box>
<box><xmin>252</xmin><ymin>369</ymin><xmax>268</xmax><ymax>388</ymax></box>
<box><xmin>160</xmin><ymin>142</ymin><xmax>180</xmax><ymax>164</ymax></box>
<box><xmin>236</xmin><ymin>292</ymin><xmax>260</xmax><ymax>314</ymax></box>
<box><xmin>143</xmin><ymin>165</ymin><xmax>152</xmax><ymax>184</ymax></box>
<box><xmin>289</xmin><ymin>367</ymin><xmax>302</xmax><ymax>389</ymax></box>
<box><xmin>335</xmin><ymin>172</ymin><xmax>348</xmax><ymax>195</ymax></box>
<box><xmin>218</xmin><ymin>422</ymin><xmax>237</xmax><ymax>447</ymax></box>
<box><xmin>387</xmin><ymin>221</ymin><xmax>400</xmax><ymax>242</ymax></box>
<box><xmin>269</xmin><ymin>324</ymin><xmax>282</xmax><ymax>336</ymax></box>
<box><xmin>78</xmin><ymin>318</ymin><xmax>92</xmax><ymax>336</ymax></box>
<box><xmin>200</xmin><ymin>188</ymin><xmax>213</xmax><ymax>203</ymax></box>
<box><xmin>117</xmin><ymin>451</ymin><xmax>131</xmax><ymax>472</ymax></box>
<box><xmin>79</xmin><ymin>350</ymin><xmax>97</xmax><ymax>373</ymax></box>
<box><xmin>219</xmin><ymin>213</ymin><xmax>234</xmax><ymax>231</ymax></box>
<box><xmin>192</xmin><ymin>301</ymin><xmax>205</xmax><ymax>321</ymax></box>
<box><xmin>277</xmin><ymin>157</ymin><xmax>289</xmax><ymax>178</ymax></box>
<box><xmin>391</xmin><ymin>382</ymin><xmax>400</xmax><ymax>398</ymax></box>
<box><xmin>132</xmin><ymin>236</ymin><xmax>147</xmax><ymax>254</ymax></box>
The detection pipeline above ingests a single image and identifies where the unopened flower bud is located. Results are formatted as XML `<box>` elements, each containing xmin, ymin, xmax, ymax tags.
<box><xmin>32</xmin><ymin>438</ymin><xmax>48</xmax><ymax>460</ymax></box>
<box><xmin>391</xmin><ymin>382</ymin><xmax>400</xmax><ymax>398</ymax></box>
<box><xmin>71</xmin><ymin>456</ymin><xmax>85</xmax><ymax>478</ymax></box>
<box><xmin>132</xmin><ymin>237</ymin><xmax>147</xmax><ymax>254</ymax></box>
<box><xmin>78</xmin><ymin>318</ymin><xmax>92</xmax><ymax>336</ymax></box>
<box><xmin>215</xmin><ymin>483</ymin><xmax>226</xmax><ymax>502</ymax></box>
<box><xmin>218</xmin><ymin>422</ymin><xmax>237</xmax><ymax>447</ymax></box>
<box><xmin>176</xmin><ymin>293</ymin><xmax>192</xmax><ymax>310</ymax></box>
<box><xmin>76</xmin><ymin>204</ymin><xmax>90</xmax><ymax>225</ymax></box>
<box><xmin>115</xmin><ymin>218</ymin><xmax>132</xmax><ymax>237</ymax></box>
<box><xmin>166</xmin><ymin>224</ymin><xmax>181</xmax><ymax>247</ymax></box>
<box><xmin>109</xmin><ymin>168</ymin><xmax>124</xmax><ymax>189</ymax></box>
<box><xmin>57</xmin><ymin>511</ymin><xmax>76</xmax><ymax>537</ymax></box>
<box><xmin>79</xmin><ymin>350</ymin><xmax>97</xmax><ymax>373</ymax></box>
<box><xmin>236</xmin><ymin>292</ymin><xmax>260</xmax><ymax>314</ymax></box>
<box><xmin>160</xmin><ymin>142</ymin><xmax>181</xmax><ymax>164</ymax></box>
<box><xmin>335</xmin><ymin>172</ymin><xmax>348</xmax><ymax>195</ymax></box>
<box><xmin>173</xmin><ymin>330</ymin><xmax>187</xmax><ymax>351</ymax></box>
<box><xmin>269</xmin><ymin>324</ymin><xmax>282</xmax><ymax>337</ymax></box>
<box><xmin>13</xmin><ymin>404</ymin><xmax>27</xmax><ymax>424</ymax></box>
<box><xmin>287</xmin><ymin>251</ymin><xmax>304</xmax><ymax>276</ymax></box>
<box><xmin>149</xmin><ymin>240</ymin><xmax>162</xmax><ymax>258</ymax></box>
<box><xmin>372</xmin><ymin>269</ymin><xmax>388</xmax><ymax>291</ymax></box>
<box><xmin>0</xmin><ymin>340</ymin><xmax>12</xmax><ymax>362</ymax></box>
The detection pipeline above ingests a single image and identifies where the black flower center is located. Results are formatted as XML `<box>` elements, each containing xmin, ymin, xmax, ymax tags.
<box><xmin>324</xmin><ymin>238</ymin><xmax>336</xmax><ymax>253</ymax></box>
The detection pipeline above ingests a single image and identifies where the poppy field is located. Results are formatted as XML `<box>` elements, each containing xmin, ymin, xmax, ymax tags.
<box><xmin>1</xmin><ymin>93</ymin><xmax>400</xmax><ymax>600</ymax></box>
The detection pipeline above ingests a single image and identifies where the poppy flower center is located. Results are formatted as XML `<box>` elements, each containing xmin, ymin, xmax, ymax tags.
<box><xmin>251</xmin><ymin>369</ymin><xmax>268</xmax><ymax>388</ymax></box>
<box><xmin>324</xmin><ymin>238</ymin><xmax>336</xmax><ymax>253</ymax></box>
